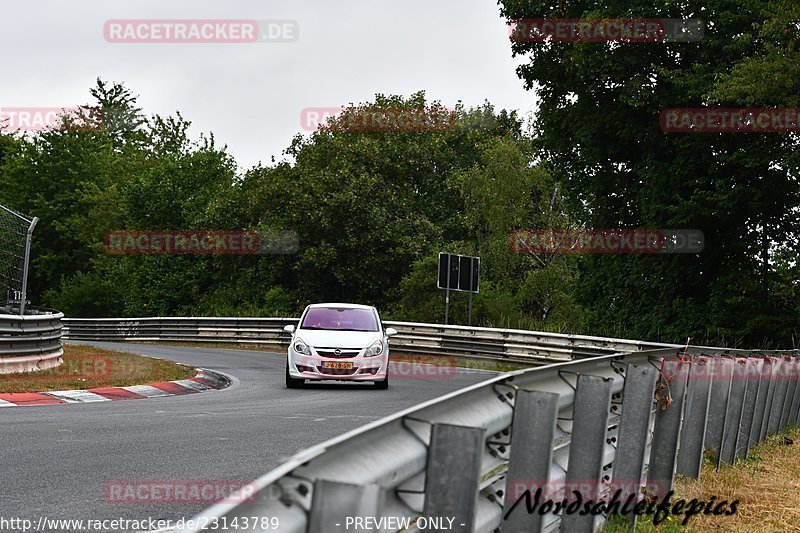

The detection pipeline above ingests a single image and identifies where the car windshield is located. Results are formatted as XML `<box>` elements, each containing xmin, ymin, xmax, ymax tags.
<box><xmin>300</xmin><ymin>307</ymin><xmax>378</xmax><ymax>332</ymax></box>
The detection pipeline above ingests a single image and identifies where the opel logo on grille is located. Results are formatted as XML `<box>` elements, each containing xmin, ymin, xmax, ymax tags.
<box><xmin>334</xmin><ymin>349</ymin><xmax>342</xmax><ymax>356</ymax></box>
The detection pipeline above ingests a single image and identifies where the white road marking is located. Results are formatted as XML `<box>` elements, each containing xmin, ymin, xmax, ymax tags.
<box><xmin>122</xmin><ymin>384</ymin><xmax>171</xmax><ymax>397</ymax></box>
<box><xmin>45</xmin><ymin>390</ymin><xmax>111</xmax><ymax>403</ymax></box>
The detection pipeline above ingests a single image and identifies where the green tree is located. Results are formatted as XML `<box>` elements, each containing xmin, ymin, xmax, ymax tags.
<box><xmin>498</xmin><ymin>0</ymin><xmax>800</xmax><ymax>346</ymax></box>
<box><xmin>230</xmin><ymin>93</ymin><xmax>525</xmax><ymax>311</ymax></box>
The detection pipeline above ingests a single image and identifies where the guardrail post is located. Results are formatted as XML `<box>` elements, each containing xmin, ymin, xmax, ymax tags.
<box><xmin>308</xmin><ymin>480</ymin><xmax>382</xmax><ymax>533</ymax></box>
<box><xmin>647</xmin><ymin>358</ymin><xmax>689</xmax><ymax>498</ymax></box>
<box><xmin>766</xmin><ymin>357</ymin><xmax>788</xmax><ymax>435</ymax></box>
<box><xmin>779</xmin><ymin>357</ymin><xmax>798</xmax><ymax>430</ymax></box>
<box><xmin>502</xmin><ymin>390</ymin><xmax>560</xmax><ymax>533</ymax></box>
<box><xmin>423</xmin><ymin>423</ymin><xmax>484</xmax><ymax>533</ymax></box>
<box><xmin>610</xmin><ymin>363</ymin><xmax>658</xmax><ymax>523</ymax></box>
<box><xmin>719</xmin><ymin>358</ymin><xmax>748</xmax><ymax>466</ymax></box>
<box><xmin>676</xmin><ymin>356</ymin><xmax>712</xmax><ymax>477</ymax></box>
<box><xmin>788</xmin><ymin>357</ymin><xmax>800</xmax><ymax>426</ymax></box>
<box><xmin>704</xmin><ymin>357</ymin><xmax>732</xmax><ymax>459</ymax></box>
<box><xmin>738</xmin><ymin>358</ymin><xmax>763</xmax><ymax>459</ymax></box>
<box><xmin>759</xmin><ymin>357</ymin><xmax>779</xmax><ymax>440</ymax></box>
<box><xmin>559</xmin><ymin>374</ymin><xmax>613</xmax><ymax>533</ymax></box>
<box><xmin>775</xmin><ymin>357</ymin><xmax>792</xmax><ymax>432</ymax></box>
<box><xmin>751</xmin><ymin>356</ymin><xmax>772</xmax><ymax>445</ymax></box>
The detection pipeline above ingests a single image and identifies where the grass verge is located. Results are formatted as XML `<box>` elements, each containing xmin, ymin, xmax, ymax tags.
<box><xmin>604</xmin><ymin>425</ymin><xmax>800</xmax><ymax>532</ymax></box>
<box><xmin>0</xmin><ymin>344</ymin><xmax>196</xmax><ymax>393</ymax></box>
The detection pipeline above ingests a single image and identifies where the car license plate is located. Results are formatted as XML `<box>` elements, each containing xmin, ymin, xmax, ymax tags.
<box><xmin>322</xmin><ymin>361</ymin><xmax>354</xmax><ymax>369</ymax></box>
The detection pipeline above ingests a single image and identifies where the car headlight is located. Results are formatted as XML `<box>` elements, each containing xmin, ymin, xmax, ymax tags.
<box><xmin>364</xmin><ymin>339</ymin><xmax>383</xmax><ymax>357</ymax></box>
<box><xmin>293</xmin><ymin>338</ymin><xmax>311</xmax><ymax>355</ymax></box>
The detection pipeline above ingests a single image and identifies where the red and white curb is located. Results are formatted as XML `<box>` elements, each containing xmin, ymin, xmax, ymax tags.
<box><xmin>0</xmin><ymin>369</ymin><xmax>229</xmax><ymax>407</ymax></box>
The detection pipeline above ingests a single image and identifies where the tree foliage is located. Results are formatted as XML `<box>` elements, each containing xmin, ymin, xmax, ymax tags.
<box><xmin>0</xmin><ymin>42</ymin><xmax>797</xmax><ymax>348</ymax></box>
<box><xmin>498</xmin><ymin>0</ymin><xmax>800</xmax><ymax>346</ymax></box>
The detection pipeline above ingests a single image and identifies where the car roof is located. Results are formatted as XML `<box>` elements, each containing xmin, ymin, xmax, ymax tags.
<box><xmin>306</xmin><ymin>303</ymin><xmax>374</xmax><ymax>310</ymax></box>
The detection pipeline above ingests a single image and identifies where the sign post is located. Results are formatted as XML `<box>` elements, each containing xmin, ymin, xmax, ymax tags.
<box><xmin>444</xmin><ymin>254</ymin><xmax>451</xmax><ymax>325</ymax></box>
<box><xmin>468</xmin><ymin>263</ymin><xmax>474</xmax><ymax>326</ymax></box>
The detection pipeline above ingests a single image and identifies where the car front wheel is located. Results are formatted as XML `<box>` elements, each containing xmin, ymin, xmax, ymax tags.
<box><xmin>373</xmin><ymin>374</ymin><xmax>389</xmax><ymax>390</ymax></box>
<box><xmin>285</xmin><ymin>363</ymin><xmax>305</xmax><ymax>389</ymax></box>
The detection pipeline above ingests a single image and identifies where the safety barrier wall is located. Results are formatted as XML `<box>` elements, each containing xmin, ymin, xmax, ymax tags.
<box><xmin>61</xmin><ymin>317</ymin><xmax>681</xmax><ymax>365</ymax></box>
<box><xmin>0</xmin><ymin>309</ymin><xmax>64</xmax><ymax>373</ymax></box>
<box><xmin>63</xmin><ymin>316</ymin><xmax>798</xmax><ymax>531</ymax></box>
<box><xmin>174</xmin><ymin>346</ymin><xmax>800</xmax><ymax>532</ymax></box>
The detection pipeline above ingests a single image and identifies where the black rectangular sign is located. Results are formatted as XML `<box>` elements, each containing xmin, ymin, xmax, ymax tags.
<box><xmin>437</xmin><ymin>252</ymin><xmax>479</xmax><ymax>293</ymax></box>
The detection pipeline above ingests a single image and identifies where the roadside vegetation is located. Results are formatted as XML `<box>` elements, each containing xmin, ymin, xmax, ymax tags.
<box><xmin>0</xmin><ymin>344</ymin><xmax>195</xmax><ymax>393</ymax></box>
<box><xmin>605</xmin><ymin>426</ymin><xmax>800</xmax><ymax>532</ymax></box>
<box><xmin>1</xmin><ymin>0</ymin><xmax>798</xmax><ymax>349</ymax></box>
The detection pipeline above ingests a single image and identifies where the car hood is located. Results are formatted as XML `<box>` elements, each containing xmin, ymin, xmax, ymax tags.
<box><xmin>295</xmin><ymin>329</ymin><xmax>381</xmax><ymax>349</ymax></box>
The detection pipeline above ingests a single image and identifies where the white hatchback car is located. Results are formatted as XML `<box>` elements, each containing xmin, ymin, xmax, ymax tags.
<box><xmin>284</xmin><ymin>303</ymin><xmax>397</xmax><ymax>389</ymax></box>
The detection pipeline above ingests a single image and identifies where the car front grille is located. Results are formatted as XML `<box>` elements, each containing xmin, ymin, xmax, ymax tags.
<box><xmin>315</xmin><ymin>348</ymin><xmax>362</xmax><ymax>359</ymax></box>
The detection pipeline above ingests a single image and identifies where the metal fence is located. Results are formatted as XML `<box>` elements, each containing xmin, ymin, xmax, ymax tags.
<box><xmin>0</xmin><ymin>203</ymin><xmax>38</xmax><ymax>315</ymax></box>
<box><xmin>173</xmin><ymin>346</ymin><xmax>800</xmax><ymax>533</ymax></box>
<box><xmin>0</xmin><ymin>309</ymin><xmax>64</xmax><ymax>373</ymax></box>
<box><xmin>61</xmin><ymin>317</ymin><xmax>680</xmax><ymax>365</ymax></box>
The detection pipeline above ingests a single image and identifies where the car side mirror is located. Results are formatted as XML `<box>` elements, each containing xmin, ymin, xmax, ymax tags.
<box><xmin>283</xmin><ymin>324</ymin><xmax>295</xmax><ymax>334</ymax></box>
<box><xmin>385</xmin><ymin>328</ymin><xmax>398</xmax><ymax>337</ymax></box>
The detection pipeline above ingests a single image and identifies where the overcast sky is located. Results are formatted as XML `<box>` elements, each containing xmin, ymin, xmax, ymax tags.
<box><xmin>1</xmin><ymin>0</ymin><xmax>535</xmax><ymax>170</ymax></box>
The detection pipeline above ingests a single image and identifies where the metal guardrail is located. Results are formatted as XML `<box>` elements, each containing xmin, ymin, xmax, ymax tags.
<box><xmin>61</xmin><ymin>317</ymin><xmax>680</xmax><ymax>365</ymax></box>
<box><xmin>61</xmin><ymin>316</ymin><xmax>799</xmax><ymax>531</ymax></box>
<box><xmin>0</xmin><ymin>310</ymin><xmax>64</xmax><ymax>373</ymax></box>
<box><xmin>173</xmin><ymin>346</ymin><xmax>800</xmax><ymax>533</ymax></box>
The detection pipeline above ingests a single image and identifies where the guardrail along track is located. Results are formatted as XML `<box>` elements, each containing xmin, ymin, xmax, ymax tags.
<box><xmin>0</xmin><ymin>310</ymin><xmax>64</xmax><ymax>373</ymax></box>
<box><xmin>62</xmin><ymin>317</ymin><xmax>679</xmax><ymax>365</ymax></box>
<box><xmin>174</xmin><ymin>346</ymin><xmax>799</xmax><ymax>533</ymax></box>
<box><xmin>63</xmin><ymin>316</ymin><xmax>797</xmax><ymax>531</ymax></box>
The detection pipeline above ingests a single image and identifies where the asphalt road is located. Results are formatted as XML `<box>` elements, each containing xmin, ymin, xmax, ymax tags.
<box><xmin>1</xmin><ymin>342</ymin><xmax>495</xmax><ymax>532</ymax></box>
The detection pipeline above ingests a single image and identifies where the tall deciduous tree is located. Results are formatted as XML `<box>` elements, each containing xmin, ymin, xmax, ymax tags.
<box><xmin>498</xmin><ymin>0</ymin><xmax>800</xmax><ymax>345</ymax></box>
